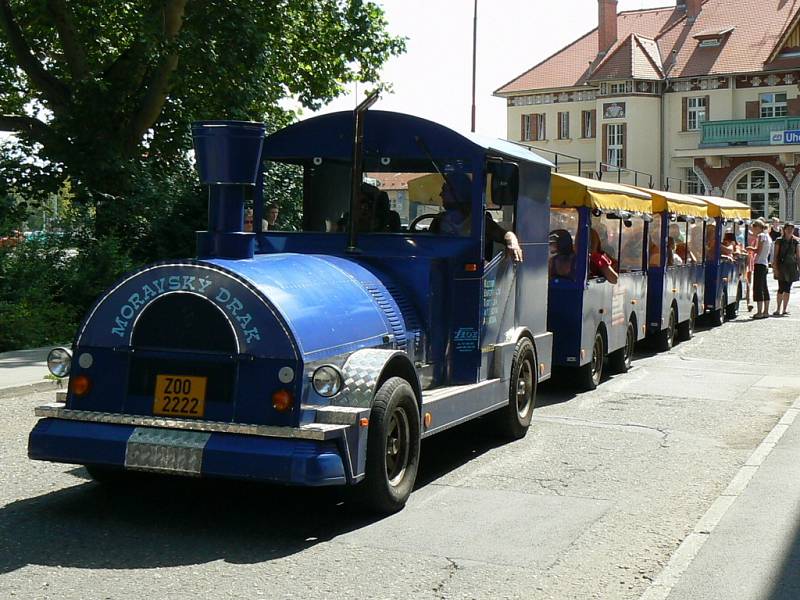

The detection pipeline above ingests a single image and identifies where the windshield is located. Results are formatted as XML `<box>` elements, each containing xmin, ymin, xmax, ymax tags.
<box><xmin>267</xmin><ymin>158</ymin><xmax>479</xmax><ymax>235</ymax></box>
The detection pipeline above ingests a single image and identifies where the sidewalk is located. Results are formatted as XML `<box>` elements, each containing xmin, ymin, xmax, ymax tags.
<box><xmin>0</xmin><ymin>347</ymin><xmax>62</xmax><ymax>397</ymax></box>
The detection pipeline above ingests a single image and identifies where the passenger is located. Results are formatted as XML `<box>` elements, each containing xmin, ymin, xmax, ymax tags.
<box><xmin>266</xmin><ymin>203</ymin><xmax>280</xmax><ymax>230</ymax></box>
<box><xmin>720</xmin><ymin>233</ymin><xmax>735</xmax><ymax>261</ymax></box>
<box><xmin>338</xmin><ymin>183</ymin><xmax>401</xmax><ymax>233</ymax></box>
<box><xmin>437</xmin><ymin>173</ymin><xmax>523</xmax><ymax>262</ymax></box>
<box><xmin>243</xmin><ymin>208</ymin><xmax>268</xmax><ymax>232</ymax></box>
<box><xmin>549</xmin><ymin>229</ymin><xmax>575</xmax><ymax>279</ymax></box>
<box><xmin>772</xmin><ymin>222</ymin><xmax>800</xmax><ymax>316</ymax></box>
<box><xmin>589</xmin><ymin>228</ymin><xmax>618</xmax><ymax>283</ymax></box>
<box><xmin>667</xmin><ymin>237</ymin><xmax>683</xmax><ymax>266</ymax></box>
<box><xmin>747</xmin><ymin>218</ymin><xmax>773</xmax><ymax>319</ymax></box>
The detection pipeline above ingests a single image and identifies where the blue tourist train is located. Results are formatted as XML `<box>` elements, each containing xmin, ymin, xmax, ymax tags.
<box><xmin>28</xmin><ymin>106</ymin><xmax>554</xmax><ymax>512</ymax></box>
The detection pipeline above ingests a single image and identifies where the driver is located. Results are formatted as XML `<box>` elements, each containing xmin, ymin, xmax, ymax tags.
<box><xmin>436</xmin><ymin>172</ymin><xmax>523</xmax><ymax>262</ymax></box>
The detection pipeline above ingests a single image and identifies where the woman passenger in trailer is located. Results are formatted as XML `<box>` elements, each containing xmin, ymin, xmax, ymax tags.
<box><xmin>589</xmin><ymin>228</ymin><xmax>618</xmax><ymax>283</ymax></box>
<box><xmin>549</xmin><ymin>229</ymin><xmax>575</xmax><ymax>279</ymax></box>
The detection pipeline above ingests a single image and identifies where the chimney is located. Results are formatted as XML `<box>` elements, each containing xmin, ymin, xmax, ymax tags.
<box><xmin>598</xmin><ymin>0</ymin><xmax>618</xmax><ymax>56</ymax></box>
<box><xmin>677</xmin><ymin>0</ymin><xmax>702</xmax><ymax>21</ymax></box>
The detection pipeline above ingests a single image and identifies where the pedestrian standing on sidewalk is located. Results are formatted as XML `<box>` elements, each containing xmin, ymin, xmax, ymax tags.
<box><xmin>748</xmin><ymin>219</ymin><xmax>773</xmax><ymax>319</ymax></box>
<box><xmin>772</xmin><ymin>222</ymin><xmax>800</xmax><ymax>316</ymax></box>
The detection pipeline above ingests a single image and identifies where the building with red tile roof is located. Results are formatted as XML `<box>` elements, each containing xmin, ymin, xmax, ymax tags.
<box><xmin>496</xmin><ymin>0</ymin><xmax>800</xmax><ymax>220</ymax></box>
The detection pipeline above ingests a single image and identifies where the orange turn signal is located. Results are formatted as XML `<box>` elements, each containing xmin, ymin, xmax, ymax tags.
<box><xmin>272</xmin><ymin>389</ymin><xmax>294</xmax><ymax>412</ymax></box>
<box><xmin>464</xmin><ymin>263</ymin><xmax>478</xmax><ymax>272</ymax></box>
<box><xmin>70</xmin><ymin>374</ymin><xmax>91</xmax><ymax>397</ymax></box>
<box><xmin>359</xmin><ymin>417</ymin><xmax>369</xmax><ymax>427</ymax></box>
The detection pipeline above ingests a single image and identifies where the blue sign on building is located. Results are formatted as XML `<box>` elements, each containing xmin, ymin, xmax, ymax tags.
<box><xmin>785</xmin><ymin>130</ymin><xmax>800</xmax><ymax>144</ymax></box>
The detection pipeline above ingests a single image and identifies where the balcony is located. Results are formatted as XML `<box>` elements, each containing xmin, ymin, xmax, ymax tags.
<box><xmin>700</xmin><ymin>116</ymin><xmax>800</xmax><ymax>148</ymax></box>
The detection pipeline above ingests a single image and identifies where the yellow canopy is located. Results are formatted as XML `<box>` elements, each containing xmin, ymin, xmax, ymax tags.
<box><xmin>693</xmin><ymin>195</ymin><xmax>751</xmax><ymax>219</ymax></box>
<box><xmin>632</xmin><ymin>187</ymin><xmax>708</xmax><ymax>218</ymax></box>
<box><xmin>407</xmin><ymin>173</ymin><xmax>445</xmax><ymax>206</ymax></box>
<box><xmin>550</xmin><ymin>173</ymin><xmax>652</xmax><ymax>214</ymax></box>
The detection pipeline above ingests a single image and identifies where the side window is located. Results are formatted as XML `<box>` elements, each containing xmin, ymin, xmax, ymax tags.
<box><xmin>706</xmin><ymin>221</ymin><xmax>717</xmax><ymax>260</ymax></box>
<box><xmin>589</xmin><ymin>213</ymin><xmax>620</xmax><ymax>278</ymax></box>
<box><xmin>649</xmin><ymin>217</ymin><xmax>662</xmax><ymax>267</ymax></box>
<box><xmin>687</xmin><ymin>220</ymin><xmax>704</xmax><ymax>263</ymax></box>
<box><xmin>549</xmin><ymin>208</ymin><xmax>579</xmax><ymax>280</ymax></box>
<box><xmin>619</xmin><ymin>218</ymin><xmax>645</xmax><ymax>272</ymax></box>
<box><xmin>667</xmin><ymin>221</ymin><xmax>688</xmax><ymax>265</ymax></box>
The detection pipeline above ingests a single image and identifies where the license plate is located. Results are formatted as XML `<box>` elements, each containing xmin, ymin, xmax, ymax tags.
<box><xmin>153</xmin><ymin>375</ymin><xmax>207</xmax><ymax>418</ymax></box>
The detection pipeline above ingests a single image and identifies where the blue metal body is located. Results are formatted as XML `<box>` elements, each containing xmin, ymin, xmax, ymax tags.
<box><xmin>704</xmin><ymin>218</ymin><xmax>747</xmax><ymax>314</ymax></box>
<box><xmin>29</xmin><ymin>112</ymin><xmax>555</xmax><ymax>488</ymax></box>
<box><xmin>548</xmin><ymin>207</ymin><xmax>648</xmax><ymax>368</ymax></box>
<box><xmin>646</xmin><ymin>214</ymin><xmax>705</xmax><ymax>335</ymax></box>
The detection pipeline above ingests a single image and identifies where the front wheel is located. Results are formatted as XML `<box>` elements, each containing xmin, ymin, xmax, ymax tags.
<box><xmin>609</xmin><ymin>321</ymin><xmax>635</xmax><ymax>373</ymax></box>
<box><xmin>495</xmin><ymin>337</ymin><xmax>536</xmax><ymax>439</ymax></box>
<box><xmin>711</xmin><ymin>292</ymin><xmax>728</xmax><ymax>326</ymax></box>
<box><xmin>578</xmin><ymin>330</ymin><xmax>604</xmax><ymax>391</ymax></box>
<box><xmin>358</xmin><ymin>377</ymin><xmax>421</xmax><ymax>513</ymax></box>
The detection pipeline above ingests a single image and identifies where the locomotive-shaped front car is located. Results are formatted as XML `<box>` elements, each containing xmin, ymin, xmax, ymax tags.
<box><xmin>30</xmin><ymin>110</ymin><xmax>554</xmax><ymax>512</ymax></box>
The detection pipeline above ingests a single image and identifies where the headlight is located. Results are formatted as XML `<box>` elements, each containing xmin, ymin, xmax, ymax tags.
<box><xmin>47</xmin><ymin>347</ymin><xmax>72</xmax><ymax>378</ymax></box>
<box><xmin>312</xmin><ymin>365</ymin><xmax>343</xmax><ymax>397</ymax></box>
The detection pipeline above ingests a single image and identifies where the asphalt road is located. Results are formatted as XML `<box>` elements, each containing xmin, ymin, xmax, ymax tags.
<box><xmin>3</xmin><ymin>286</ymin><xmax>800</xmax><ymax>600</ymax></box>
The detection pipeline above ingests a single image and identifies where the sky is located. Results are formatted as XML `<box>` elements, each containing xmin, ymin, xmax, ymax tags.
<box><xmin>305</xmin><ymin>0</ymin><xmax>675</xmax><ymax>138</ymax></box>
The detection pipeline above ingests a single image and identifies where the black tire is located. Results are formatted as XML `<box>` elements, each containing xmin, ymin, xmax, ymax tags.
<box><xmin>711</xmin><ymin>292</ymin><xmax>728</xmax><ymax>326</ymax></box>
<box><xmin>359</xmin><ymin>377</ymin><xmax>420</xmax><ymax>513</ymax></box>
<box><xmin>657</xmin><ymin>307</ymin><xmax>677</xmax><ymax>351</ymax></box>
<box><xmin>725</xmin><ymin>295</ymin><xmax>739</xmax><ymax>320</ymax></box>
<box><xmin>678</xmin><ymin>303</ymin><xmax>697</xmax><ymax>341</ymax></box>
<box><xmin>495</xmin><ymin>337</ymin><xmax>536</xmax><ymax>439</ymax></box>
<box><xmin>609</xmin><ymin>321</ymin><xmax>635</xmax><ymax>374</ymax></box>
<box><xmin>578</xmin><ymin>330</ymin><xmax>604</xmax><ymax>390</ymax></box>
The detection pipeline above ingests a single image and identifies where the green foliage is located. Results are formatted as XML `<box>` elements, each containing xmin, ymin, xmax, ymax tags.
<box><xmin>0</xmin><ymin>1</ymin><xmax>405</xmax><ymax>350</ymax></box>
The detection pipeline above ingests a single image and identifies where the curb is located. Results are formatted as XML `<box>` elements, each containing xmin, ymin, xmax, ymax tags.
<box><xmin>0</xmin><ymin>380</ymin><xmax>63</xmax><ymax>399</ymax></box>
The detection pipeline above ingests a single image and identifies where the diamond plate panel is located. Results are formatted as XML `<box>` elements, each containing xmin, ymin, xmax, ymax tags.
<box><xmin>125</xmin><ymin>428</ymin><xmax>211</xmax><ymax>475</ymax></box>
<box><xmin>337</xmin><ymin>349</ymin><xmax>403</xmax><ymax>408</ymax></box>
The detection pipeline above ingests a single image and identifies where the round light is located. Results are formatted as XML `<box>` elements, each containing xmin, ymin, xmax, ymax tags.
<box><xmin>272</xmin><ymin>389</ymin><xmax>294</xmax><ymax>412</ymax></box>
<box><xmin>312</xmin><ymin>365</ymin><xmax>343</xmax><ymax>397</ymax></box>
<box><xmin>47</xmin><ymin>347</ymin><xmax>72</xmax><ymax>378</ymax></box>
<box><xmin>278</xmin><ymin>366</ymin><xmax>295</xmax><ymax>383</ymax></box>
<box><xmin>78</xmin><ymin>352</ymin><xmax>93</xmax><ymax>369</ymax></box>
<box><xmin>70</xmin><ymin>374</ymin><xmax>91</xmax><ymax>396</ymax></box>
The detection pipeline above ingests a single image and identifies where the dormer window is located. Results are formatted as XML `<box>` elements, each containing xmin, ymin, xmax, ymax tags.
<box><xmin>600</xmin><ymin>81</ymin><xmax>633</xmax><ymax>96</ymax></box>
<box><xmin>693</xmin><ymin>27</ymin><xmax>734</xmax><ymax>48</ymax></box>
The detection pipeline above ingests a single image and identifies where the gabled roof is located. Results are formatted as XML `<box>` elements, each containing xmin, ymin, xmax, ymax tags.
<box><xmin>590</xmin><ymin>34</ymin><xmax>664</xmax><ymax>81</ymax></box>
<box><xmin>495</xmin><ymin>0</ymin><xmax>800</xmax><ymax>96</ymax></box>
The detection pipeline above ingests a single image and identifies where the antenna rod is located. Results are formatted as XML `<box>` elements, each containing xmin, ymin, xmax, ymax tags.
<box><xmin>471</xmin><ymin>0</ymin><xmax>478</xmax><ymax>132</ymax></box>
<box><xmin>347</xmin><ymin>90</ymin><xmax>380</xmax><ymax>253</ymax></box>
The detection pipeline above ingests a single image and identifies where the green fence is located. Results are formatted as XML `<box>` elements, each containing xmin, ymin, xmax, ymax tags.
<box><xmin>701</xmin><ymin>116</ymin><xmax>800</xmax><ymax>147</ymax></box>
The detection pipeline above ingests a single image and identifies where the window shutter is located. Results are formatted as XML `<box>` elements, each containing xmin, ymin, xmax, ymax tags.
<box><xmin>591</xmin><ymin>110</ymin><xmax>597</xmax><ymax>138</ymax></box>
<box><xmin>602</xmin><ymin>124</ymin><xmax>609</xmax><ymax>171</ymax></box>
<box><xmin>558</xmin><ymin>112</ymin><xmax>563</xmax><ymax>139</ymax></box>
<box><xmin>746</xmin><ymin>100</ymin><xmax>760</xmax><ymax>119</ymax></box>
<box><xmin>621</xmin><ymin>123</ymin><xmax>627</xmax><ymax>169</ymax></box>
<box><xmin>682</xmin><ymin>97</ymin><xmax>688</xmax><ymax>132</ymax></box>
<box><xmin>542</xmin><ymin>114</ymin><xmax>547</xmax><ymax>140</ymax></box>
<box><xmin>704</xmin><ymin>95</ymin><xmax>711</xmax><ymax>121</ymax></box>
<box><xmin>520</xmin><ymin>114</ymin><xmax>526</xmax><ymax>141</ymax></box>
<box><xmin>788</xmin><ymin>97</ymin><xmax>800</xmax><ymax>116</ymax></box>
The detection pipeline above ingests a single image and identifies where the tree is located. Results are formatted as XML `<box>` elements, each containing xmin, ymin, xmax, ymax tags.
<box><xmin>0</xmin><ymin>0</ymin><xmax>405</xmax><ymax>233</ymax></box>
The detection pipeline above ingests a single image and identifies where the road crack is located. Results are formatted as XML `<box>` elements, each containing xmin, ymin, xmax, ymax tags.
<box><xmin>432</xmin><ymin>557</ymin><xmax>460</xmax><ymax>597</ymax></box>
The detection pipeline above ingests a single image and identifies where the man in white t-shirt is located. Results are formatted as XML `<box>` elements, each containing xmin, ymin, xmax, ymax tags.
<box><xmin>748</xmin><ymin>218</ymin><xmax>773</xmax><ymax>318</ymax></box>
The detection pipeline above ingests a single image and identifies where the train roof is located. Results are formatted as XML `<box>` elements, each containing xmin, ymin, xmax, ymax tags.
<box><xmin>550</xmin><ymin>173</ymin><xmax>652</xmax><ymax>214</ymax></box>
<box><xmin>692</xmin><ymin>196</ymin><xmax>751</xmax><ymax>220</ymax></box>
<box><xmin>633</xmin><ymin>187</ymin><xmax>708</xmax><ymax>218</ymax></box>
<box><xmin>263</xmin><ymin>110</ymin><xmax>553</xmax><ymax>168</ymax></box>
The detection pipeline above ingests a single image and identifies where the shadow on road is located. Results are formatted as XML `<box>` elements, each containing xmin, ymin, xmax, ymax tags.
<box><xmin>0</xmin><ymin>417</ymin><xmax>513</xmax><ymax>575</ymax></box>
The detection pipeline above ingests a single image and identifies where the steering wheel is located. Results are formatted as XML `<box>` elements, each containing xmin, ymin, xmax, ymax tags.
<box><xmin>409</xmin><ymin>213</ymin><xmax>440</xmax><ymax>232</ymax></box>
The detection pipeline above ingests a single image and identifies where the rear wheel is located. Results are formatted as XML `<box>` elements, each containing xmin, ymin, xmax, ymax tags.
<box><xmin>657</xmin><ymin>307</ymin><xmax>677</xmax><ymax>351</ymax></box>
<box><xmin>609</xmin><ymin>321</ymin><xmax>635</xmax><ymax>373</ymax></box>
<box><xmin>578</xmin><ymin>330</ymin><xmax>604</xmax><ymax>390</ymax></box>
<box><xmin>725</xmin><ymin>294</ymin><xmax>739</xmax><ymax>320</ymax></box>
<box><xmin>711</xmin><ymin>292</ymin><xmax>728</xmax><ymax>326</ymax></box>
<box><xmin>678</xmin><ymin>303</ymin><xmax>697</xmax><ymax>341</ymax></box>
<box><xmin>359</xmin><ymin>377</ymin><xmax>420</xmax><ymax>513</ymax></box>
<box><xmin>495</xmin><ymin>338</ymin><xmax>536</xmax><ymax>439</ymax></box>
